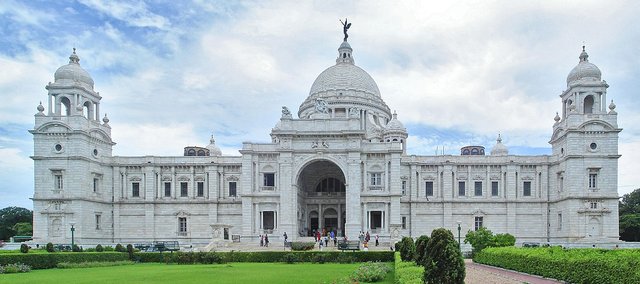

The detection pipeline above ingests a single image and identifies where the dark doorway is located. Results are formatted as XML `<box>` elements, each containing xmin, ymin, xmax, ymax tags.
<box><xmin>370</xmin><ymin>211</ymin><xmax>382</xmax><ymax>230</ymax></box>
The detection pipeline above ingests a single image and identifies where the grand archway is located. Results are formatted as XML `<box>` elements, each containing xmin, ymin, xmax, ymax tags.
<box><xmin>297</xmin><ymin>160</ymin><xmax>346</xmax><ymax>237</ymax></box>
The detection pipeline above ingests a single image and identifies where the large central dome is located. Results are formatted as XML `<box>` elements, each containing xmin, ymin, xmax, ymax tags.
<box><xmin>298</xmin><ymin>40</ymin><xmax>391</xmax><ymax>120</ymax></box>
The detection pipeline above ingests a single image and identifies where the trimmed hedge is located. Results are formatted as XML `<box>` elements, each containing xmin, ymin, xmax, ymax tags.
<box><xmin>290</xmin><ymin>242</ymin><xmax>315</xmax><ymax>251</ymax></box>
<box><xmin>394</xmin><ymin>252</ymin><xmax>423</xmax><ymax>284</ymax></box>
<box><xmin>474</xmin><ymin>247</ymin><xmax>640</xmax><ymax>284</ymax></box>
<box><xmin>0</xmin><ymin>252</ymin><xmax>129</xmax><ymax>269</ymax></box>
<box><xmin>134</xmin><ymin>251</ymin><xmax>394</xmax><ymax>264</ymax></box>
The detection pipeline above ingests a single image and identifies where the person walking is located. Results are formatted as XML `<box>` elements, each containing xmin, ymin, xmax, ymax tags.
<box><xmin>264</xmin><ymin>234</ymin><xmax>269</xmax><ymax>247</ymax></box>
<box><xmin>260</xmin><ymin>235</ymin><xmax>264</xmax><ymax>247</ymax></box>
<box><xmin>375</xmin><ymin>234</ymin><xmax>379</xmax><ymax>246</ymax></box>
<box><xmin>330</xmin><ymin>230</ymin><xmax>336</xmax><ymax>246</ymax></box>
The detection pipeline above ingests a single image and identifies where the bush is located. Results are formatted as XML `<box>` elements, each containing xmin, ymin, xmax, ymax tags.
<box><xmin>491</xmin><ymin>233</ymin><xmax>515</xmax><ymax>247</ymax></box>
<box><xmin>56</xmin><ymin>261</ymin><xmax>134</xmax><ymax>269</ymax></box>
<box><xmin>290</xmin><ymin>242</ymin><xmax>315</xmax><ymax>251</ymax></box>
<box><xmin>72</xmin><ymin>245</ymin><xmax>82</xmax><ymax>252</ymax></box>
<box><xmin>85</xmin><ymin>248</ymin><xmax>96</xmax><ymax>252</ymax></box>
<box><xmin>350</xmin><ymin>262</ymin><xmax>391</xmax><ymax>283</ymax></box>
<box><xmin>311</xmin><ymin>254</ymin><xmax>327</xmax><ymax>264</ymax></box>
<box><xmin>95</xmin><ymin>244</ymin><xmax>104</xmax><ymax>252</ymax></box>
<box><xmin>20</xmin><ymin>244</ymin><xmax>29</xmax><ymax>253</ymax></box>
<box><xmin>0</xmin><ymin>263</ymin><xmax>31</xmax><ymax>274</ymax></box>
<box><xmin>399</xmin><ymin>237</ymin><xmax>415</xmax><ymax>262</ymax></box>
<box><xmin>126</xmin><ymin>244</ymin><xmax>134</xmax><ymax>260</ymax></box>
<box><xmin>281</xmin><ymin>253</ymin><xmax>298</xmax><ymax>264</ymax></box>
<box><xmin>103</xmin><ymin>246</ymin><xmax>114</xmax><ymax>252</ymax></box>
<box><xmin>464</xmin><ymin>227</ymin><xmax>516</xmax><ymax>256</ymax></box>
<box><xmin>134</xmin><ymin>251</ymin><xmax>394</xmax><ymax>264</ymax></box>
<box><xmin>394</xmin><ymin>241</ymin><xmax>403</xmax><ymax>252</ymax></box>
<box><xmin>115</xmin><ymin>244</ymin><xmax>125</xmax><ymax>252</ymax></box>
<box><xmin>46</xmin><ymin>243</ymin><xmax>55</xmax><ymax>253</ymax></box>
<box><xmin>413</xmin><ymin>235</ymin><xmax>430</xmax><ymax>265</ymax></box>
<box><xmin>395</xmin><ymin>252</ymin><xmax>424</xmax><ymax>284</ymax></box>
<box><xmin>0</xmin><ymin>252</ymin><xmax>129</xmax><ymax>269</ymax></box>
<box><xmin>422</xmin><ymin>228</ymin><xmax>465</xmax><ymax>284</ymax></box>
<box><xmin>474</xmin><ymin>247</ymin><xmax>640</xmax><ymax>284</ymax></box>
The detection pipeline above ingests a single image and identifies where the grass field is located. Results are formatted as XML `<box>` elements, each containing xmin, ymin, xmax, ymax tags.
<box><xmin>0</xmin><ymin>262</ymin><xmax>394</xmax><ymax>284</ymax></box>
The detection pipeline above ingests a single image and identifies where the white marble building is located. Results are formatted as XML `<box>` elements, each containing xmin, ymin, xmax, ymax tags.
<box><xmin>31</xmin><ymin>35</ymin><xmax>621</xmax><ymax>246</ymax></box>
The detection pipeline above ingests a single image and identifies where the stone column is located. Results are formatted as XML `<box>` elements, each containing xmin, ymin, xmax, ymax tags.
<box><xmin>345</xmin><ymin>152</ymin><xmax>362</xmax><ymax>239</ymax></box>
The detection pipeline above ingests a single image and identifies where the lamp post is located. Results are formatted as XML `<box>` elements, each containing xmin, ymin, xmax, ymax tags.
<box><xmin>70</xmin><ymin>222</ymin><xmax>76</xmax><ymax>249</ymax></box>
<box><xmin>456</xmin><ymin>220</ymin><xmax>461</xmax><ymax>247</ymax></box>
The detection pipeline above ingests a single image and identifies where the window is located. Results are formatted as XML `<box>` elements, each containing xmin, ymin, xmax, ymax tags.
<box><xmin>458</xmin><ymin>181</ymin><xmax>465</xmax><ymax>196</ymax></box>
<box><xmin>229</xmin><ymin>182</ymin><xmax>237</xmax><ymax>197</ymax></box>
<box><xmin>55</xmin><ymin>174</ymin><xmax>63</xmax><ymax>190</ymax></box>
<box><xmin>401</xmin><ymin>180</ymin><xmax>407</xmax><ymax>196</ymax></box>
<box><xmin>589</xmin><ymin>173</ymin><xmax>597</xmax><ymax>189</ymax></box>
<box><xmin>180</xmin><ymin>182</ymin><xmax>188</xmax><ymax>197</ymax></box>
<box><xmin>178</xmin><ymin>217</ymin><xmax>187</xmax><ymax>233</ymax></box>
<box><xmin>425</xmin><ymin>181</ymin><xmax>434</xmax><ymax>197</ymax></box>
<box><xmin>474</xmin><ymin>216</ymin><xmax>483</xmax><ymax>231</ymax></box>
<box><xmin>523</xmin><ymin>181</ymin><xmax>532</xmax><ymax>196</ymax></box>
<box><xmin>491</xmin><ymin>181</ymin><xmax>499</xmax><ymax>196</ymax></box>
<box><xmin>261</xmin><ymin>211</ymin><xmax>275</xmax><ymax>230</ymax></box>
<box><xmin>474</xmin><ymin>181</ymin><xmax>482</xmax><ymax>196</ymax></box>
<box><xmin>263</xmin><ymin>173</ymin><xmax>275</xmax><ymax>187</ymax></box>
<box><xmin>197</xmin><ymin>182</ymin><xmax>204</xmax><ymax>197</ymax></box>
<box><xmin>315</xmin><ymin>177</ymin><xmax>346</xmax><ymax>192</ymax></box>
<box><xmin>164</xmin><ymin>182</ymin><xmax>171</xmax><ymax>197</ymax></box>
<box><xmin>557</xmin><ymin>213</ymin><xmax>562</xmax><ymax>230</ymax></box>
<box><xmin>590</xmin><ymin>201</ymin><xmax>598</xmax><ymax>209</ymax></box>
<box><xmin>95</xmin><ymin>214</ymin><xmax>101</xmax><ymax>230</ymax></box>
<box><xmin>132</xmin><ymin>182</ymin><xmax>140</xmax><ymax>197</ymax></box>
<box><xmin>370</xmin><ymin>173</ymin><xmax>382</xmax><ymax>186</ymax></box>
<box><xmin>93</xmin><ymin>178</ymin><xmax>99</xmax><ymax>192</ymax></box>
<box><xmin>401</xmin><ymin>216</ymin><xmax>407</xmax><ymax>229</ymax></box>
<box><xmin>54</xmin><ymin>203</ymin><xmax>61</xmax><ymax>210</ymax></box>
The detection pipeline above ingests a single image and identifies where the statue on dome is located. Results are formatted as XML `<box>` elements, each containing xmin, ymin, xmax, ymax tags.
<box><xmin>340</xmin><ymin>18</ymin><xmax>351</xmax><ymax>41</ymax></box>
<box><xmin>281</xmin><ymin>106</ymin><xmax>292</xmax><ymax>118</ymax></box>
<box><xmin>315</xmin><ymin>99</ymin><xmax>329</xmax><ymax>114</ymax></box>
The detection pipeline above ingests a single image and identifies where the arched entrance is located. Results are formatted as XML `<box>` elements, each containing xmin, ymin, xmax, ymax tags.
<box><xmin>297</xmin><ymin>160</ymin><xmax>346</xmax><ymax>237</ymax></box>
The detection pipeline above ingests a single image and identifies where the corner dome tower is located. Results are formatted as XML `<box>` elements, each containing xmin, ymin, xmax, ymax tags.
<box><xmin>298</xmin><ymin>28</ymin><xmax>391</xmax><ymax>122</ymax></box>
<box><xmin>566</xmin><ymin>46</ymin><xmax>601</xmax><ymax>86</ymax></box>
<box><xmin>53</xmin><ymin>48</ymin><xmax>95</xmax><ymax>90</ymax></box>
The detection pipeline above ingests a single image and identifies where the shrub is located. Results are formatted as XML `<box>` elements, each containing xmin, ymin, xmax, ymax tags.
<box><xmin>56</xmin><ymin>261</ymin><xmax>134</xmax><ymax>269</ymax></box>
<box><xmin>422</xmin><ymin>228</ymin><xmax>465</xmax><ymax>284</ymax></box>
<box><xmin>311</xmin><ymin>253</ymin><xmax>327</xmax><ymax>264</ymax></box>
<box><xmin>104</xmin><ymin>246</ymin><xmax>114</xmax><ymax>252</ymax></box>
<box><xmin>281</xmin><ymin>253</ymin><xmax>298</xmax><ymax>264</ymax></box>
<box><xmin>350</xmin><ymin>262</ymin><xmax>391</xmax><ymax>283</ymax></box>
<box><xmin>413</xmin><ymin>235</ymin><xmax>430</xmax><ymax>265</ymax></box>
<box><xmin>474</xmin><ymin>247</ymin><xmax>640</xmax><ymax>284</ymax></box>
<box><xmin>85</xmin><ymin>248</ymin><xmax>96</xmax><ymax>252</ymax></box>
<box><xmin>290</xmin><ymin>242</ymin><xmax>315</xmax><ymax>251</ymax></box>
<box><xmin>1</xmin><ymin>263</ymin><xmax>31</xmax><ymax>274</ymax></box>
<box><xmin>134</xmin><ymin>251</ymin><xmax>393</xmax><ymax>264</ymax></box>
<box><xmin>126</xmin><ymin>244</ymin><xmax>134</xmax><ymax>260</ymax></box>
<box><xmin>464</xmin><ymin>227</ymin><xmax>493</xmax><ymax>255</ymax></box>
<box><xmin>46</xmin><ymin>242</ymin><xmax>55</xmax><ymax>253</ymax></box>
<box><xmin>95</xmin><ymin>244</ymin><xmax>104</xmax><ymax>252</ymax></box>
<box><xmin>399</xmin><ymin>237</ymin><xmax>415</xmax><ymax>262</ymax></box>
<box><xmin>491</xmin><ymin>233</ymin><xmax>515</xmax><ymax>247</ymax></box>
<box><xmin>394</xmin><ymin>241</ymin><xmax>403</xmax><ymax>252</ymax></box>
<box><xmin>395</xmin><ymin>253</ymin><xmax>424</xmax><ymax>284</ymax></box>
<box><xmin>0</xmin><ymin>252</ymin><xmax>129</xmax><ymax>269</ymax></box>
<box><xmin>115</xmin><ymin>243</ymin><xmax>125</xmax><ymax>252</ymax></box>
<box><xmin>19</xmin><ymin>244</ymin><xmax>29</xmax><ymax>253</ymax></box>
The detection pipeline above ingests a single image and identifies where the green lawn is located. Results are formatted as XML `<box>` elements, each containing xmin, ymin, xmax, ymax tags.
<box><xmin>0</xmin><ymin>262</ymin><xmax>394</xmax><ymax>284</ymax></box>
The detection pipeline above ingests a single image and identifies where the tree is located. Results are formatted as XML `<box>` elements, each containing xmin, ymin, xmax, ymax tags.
<box><xmin>0</xmin><ymin>207</ymin><xmax>33</xmax><ymax>241</ymax></box>
<box><xmin>620</xmin><ymin>188</ymin><xmax>640</xmax><ymax>241</ymax></box>
<box><xmin>12</xmin><ymin>222</ymin><xmax>32</xmax><ymax>236</ymax></box>
<box><xmin>399</xmin><ymin>236</ymin><xmax>415</xmax><ymax>261</ymax></box>
<box><xmin>464</xmin><ymin>227</ymin><xmax>494</xmax><ymax>255</ymax></box>
<box><xmin>422</xmin><ymin>228</ymin><xmax>465</xmax><ymax>284</ymax></box>
<box><xmin>414</xmin><ymin>235</ymin><xmax>430</xmax><ymax>265</ymax></box>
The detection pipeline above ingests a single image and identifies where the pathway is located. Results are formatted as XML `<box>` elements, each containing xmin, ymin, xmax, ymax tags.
<box><xmin>464</xmin><ymin>259</ymin><xmax>563</xmax><ymax>284</ymax></box>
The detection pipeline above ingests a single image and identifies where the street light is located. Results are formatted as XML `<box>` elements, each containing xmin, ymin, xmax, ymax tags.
<box><xmin>70</xmin><ymin>222</ymin><xmax>76</xmax><ymax>249</ymax></box>
<box><xmin>456</xmin><ymin>220</ymin><xmax>461</xmax><ymax>247</ymax></box>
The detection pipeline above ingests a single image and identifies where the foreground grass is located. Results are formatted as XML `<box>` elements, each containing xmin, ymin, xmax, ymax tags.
<box><xmin>0</xmin><ymin>262</ymin><xmax>394</xmax><ymax>284</ymax></box>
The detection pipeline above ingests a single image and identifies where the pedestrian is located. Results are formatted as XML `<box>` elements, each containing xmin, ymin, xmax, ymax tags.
<box><xmin>260</xmin><ymin>235</ymin><xmax>264</xmax><ymax>247</ymax></box>
<box><xmin>324</xmin><ymin>235</ymin><xmax>328</xmax><ymax>247</ymax></box>
<box><xmin>375</xmin><ymin>234</ymin><xmax>379</xmax><ymax>246</ymax></box>
<box><xmin>330</xmin><ymin>230</ymin><xmax>336</xmax><ymax>246</ymax></box>
<box><xmin>359</xmin><ymin>231</ymin><xmax>364</xmax><ymax>246</ymax></box>
<box><xmin>265</xmin><ymin>235</ymin><xmax>269</xmax><ymax>247</ymax></box>
<box><xmin>365</xmin><ymin>231</ymin><xmax>370</xmax><ymax>243</ymax></box>
<box><xmin>283</xmin><ymin>232</ymin><xmax>288</xmax><ymax>242</ymax></box>
<box><xmin>319</xmin><ymin>238</ymin><xmax>323</xmax><ymax>250</ymax></box>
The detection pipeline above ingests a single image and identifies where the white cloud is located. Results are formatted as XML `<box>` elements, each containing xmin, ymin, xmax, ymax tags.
<box><xmin>78</xmin><ymin>0</ymin><xmax>169</xmax><ymax>29</ymax></box>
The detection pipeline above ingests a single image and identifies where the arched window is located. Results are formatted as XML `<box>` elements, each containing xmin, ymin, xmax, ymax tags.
<box><xmin>463</xmin><ymin>149</ymin><xmax>470</xmax><ymax>155</ymax></box>
<box><xmin>584</xmin><ymin>95</ymin><xmax>594</xmax><ymax>114</ymax></box>
<box><xmin>83</xmin><ymin>101</ymin><xmax>92</xmax><ymax>119</ymax></box>
<box><xmin>471</xmin><ymin>148</ymin><xmax>479</xmax><ymax>155</ymax></box>
<box><xmin>315</xmin><ymin>177</ymin><xmax>346</xmax><ymax>192</ymax></box>
<box><xmin>187</xmin><ymin>149</ymin><xmax>196</xmax><ymax>156</ymax></box>
<box><xmin>197</xmin><ymin>150</ymin><xmax>206</xmax><ymax>156</ymax></box>
<box><xmin>60</xmin><ymin>97</ymin><xmax>71</xmax><ymax>116</ymax></box>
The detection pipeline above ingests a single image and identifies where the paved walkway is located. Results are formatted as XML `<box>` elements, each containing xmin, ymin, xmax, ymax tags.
<box><xmin>464</xmin><ymin>259</ymin><xmax>563</xmax><ymax>284</ymax></box>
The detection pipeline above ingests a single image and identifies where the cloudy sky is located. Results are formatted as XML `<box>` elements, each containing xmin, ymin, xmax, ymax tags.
<box><xmin>1</xmin><ymin>0</ymin><xmax>638</xmax><ymax>209</ymax></box>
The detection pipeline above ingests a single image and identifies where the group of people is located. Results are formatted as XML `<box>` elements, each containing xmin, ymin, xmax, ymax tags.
<box><xmin>259</xmin><ymin>234</ymin><xmax>270</xmax><ymax>247</ymax></box>
<box><xmin>315</xmin><ymin>229</ymin><xmax>338</xmax><ymax>249</ymax></box>
<box><xmin>358</xmin><ymin>231</ymin><xmax>379</xmax><ymax>249</ymax></box>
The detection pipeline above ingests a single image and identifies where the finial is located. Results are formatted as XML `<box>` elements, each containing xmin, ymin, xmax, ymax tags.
<box><xmin>102</xmin><ymin>113</ymin><xmax>109</xmax><ymax>124</ymax></box>
<box><xmin>579</xmin><ymin>45</ymin><xmax>588</xmax><ymax>62</ymax></box>
<box><xmin>36</xmin><ymin>101</ymin><xmax>45</xmax><ymax>115</ymax></box>
<box><xmin>392</xmin><ymin>110</ymin><xmax>397</xmax><ymax>119</ymax></box>
<box><xmin>554</xmin><ymin>112</ymin><xmax>560</xmax><ymax>122</ymax></box>
<box><xmin>69</xmin><ymin>48</ymin><xmax>80</xmax><ymax>64</ymax></box>
<box><xmin>73</xmin><ymin>47</ymin><xmax>76</xmax><ymax>54</ymax></box>
<box><xmin>497</xmin><ymin>133</ymin><xmax>502</xmax><ymax>143</ymax></box>
<box><xmin>209</xmin><ymin>133</ymin><xmax>216</xmax><ymax>144</ymax></box>
<box><xmin>608</xmin><ymin>100</ymin><xmax>617</xmax><ymax>114</ymax></box>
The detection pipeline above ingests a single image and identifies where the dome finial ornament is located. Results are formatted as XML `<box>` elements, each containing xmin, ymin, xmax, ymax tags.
<box><xmin>554</xmin><ymin>112</ymin><xmax>560</xmax><ymax>122</ymax></box>
<box><xmin>69</xmin><ymin>48</ymin><xmax>80</xmax><ymax>64</ymax></box>
<box><xmin>340</xmin><ymin>18</ymin><xmax>351</xmax><ymax>41</ymax></box>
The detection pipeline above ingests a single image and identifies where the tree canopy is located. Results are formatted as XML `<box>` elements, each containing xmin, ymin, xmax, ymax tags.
<box><xmin>0</xmin><ymin>206</ymin><xmax>33</xmax><ymax>240</ymax></box>
<box><xmin>620</xmin><ymin>188</ymin><xmax>640</xmax><ymax>241</ymax></box>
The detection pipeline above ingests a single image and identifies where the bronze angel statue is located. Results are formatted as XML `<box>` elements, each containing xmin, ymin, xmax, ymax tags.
<box><xmin>340</xmin><ymin>18</ymin><xmax>351</xmax><ymax>41</ymax></box>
